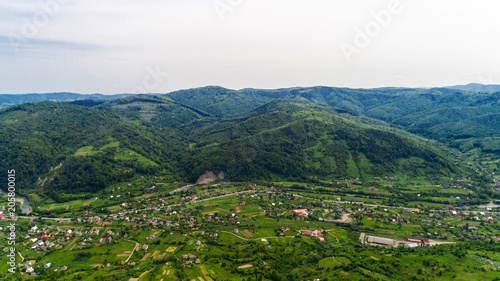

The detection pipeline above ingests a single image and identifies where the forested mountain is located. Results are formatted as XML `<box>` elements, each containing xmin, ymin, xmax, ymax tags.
<box><xmin>179</xmin><ymin>100</ymin><xmax>460</xmax><ymax>182</ymax></box>
<box><xmin>0</xmin><ymin>96</ymin><xmax>464</xmax><ymax>200</ymax></box>
<box><xmin>3</xmin><ymin>85</ymin><xmax>499</xmax><ymax>155</ymax></box>
<box><xmin>161</xmin><ymin>86</ymin><xmax>500</xmax><ymax>153</ymax></box>
<box><xmin>2</xmin><ymin>85</ymin><xmax>497</xmax><ymax>199</ymax></box>
<box><xmin>0</xmin><ymin>102</ymin><xmax>180</xmax><ymax>200</ymax></box>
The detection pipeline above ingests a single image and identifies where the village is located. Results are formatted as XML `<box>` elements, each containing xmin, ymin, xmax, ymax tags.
<box><xmin>2</xmin><ymin>176</ymin><xmax>500</xmax><ymax>280</ymax></box>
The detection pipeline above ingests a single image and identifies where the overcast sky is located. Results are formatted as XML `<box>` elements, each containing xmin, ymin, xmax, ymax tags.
<box><xmin>0</xmin><ymin>0</ymin><xmax>499</xmax><ymax>94</ymax></box>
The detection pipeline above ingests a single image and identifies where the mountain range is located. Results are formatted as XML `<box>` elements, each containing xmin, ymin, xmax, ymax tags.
<box><xmin>444</xmin><ymin>83</ymin><xmax>500</xmax><ymax>92</ymax></box>
<box><xmin>2</xmin><ymin>84</ymin><xmax>499</xmax><ymax>200</ymax></box>
<box><xmin>0</xmin><ymin>92</ymin><xmax>131</xmax><ymax>109</ymax></box>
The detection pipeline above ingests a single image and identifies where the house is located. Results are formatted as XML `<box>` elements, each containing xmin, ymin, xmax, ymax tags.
<box><xmin>293</xmin><ymin>209</ymin><xmax>309</xmax><ymax>217</ymax></box>
<box><xmin>407</xmin><ymin>238</ymin><xmax>420</xmax><ymax>244</ymax></box>
<box><xmin>359</xmin><ymin>233</ymin><xmax>366</xmax><ymax>243</ymax></box>
<box><xmin>301</xmin><ymin>229</ymin><xmax>313</xmax><ymax>236</ymax></box>
<box><xmin>367</xmin><ymin>236</ymin><xmax>394</xmax><ymax>246</ymax></box>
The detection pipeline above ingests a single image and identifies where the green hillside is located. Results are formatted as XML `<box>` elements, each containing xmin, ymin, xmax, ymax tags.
<box><xmin>0</xmin><ymin>102</ymin><xmax>179</xmax><ymax>200</ymax></box>
<box><xmin>0</xmin><ymin>97</ymin><xmax>465</xmax><ymax>202</ymax></box>
<box><xmin>180</xmin><ymin>100</ymin><xmax>460</xmax><ymax>182</ymax></box>
<box><xmin>161</xmin><ymin>86</ymin><xmax>500</xmax><ymax>159</ymax></box>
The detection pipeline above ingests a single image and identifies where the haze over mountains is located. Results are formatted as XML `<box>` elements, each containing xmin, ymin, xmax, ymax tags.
<box><xmin>445</xmin><ymin>83</ymin><xmax>500</xmax><ymax>92</ymax></box>
<box><xmin>0</xmin><ymin>83</ymin><xmax>499</xmax><ymax>109</ymax></box>
<box><xmin>1</xmin><ymin>84</ymin><xmax>499</xmax><ymax>200</ymax></box>
<box><xmin>0</xmin><ymin>93</ymin><xmax>132</xmax><ymax>109</ymax></box>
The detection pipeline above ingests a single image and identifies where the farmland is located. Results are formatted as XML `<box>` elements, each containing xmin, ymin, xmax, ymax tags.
<box><xmin>2</xmin><ymin>175</ymin><xmax>500</xmax><ymax>280</ymax></box>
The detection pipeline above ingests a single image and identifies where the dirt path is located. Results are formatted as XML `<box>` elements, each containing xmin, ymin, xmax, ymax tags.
<box><xmin>18</xmin><ymin>252</ymin><xmax>24</xmax><ymax>261</ymax></box>
<box><xmin>67</xmin><ymin>237</ymin><xmax>78</xmax><ymax>251</ymax></box>
<box><xmin>220</xmin><ymin>231</ymin><xmax>249</xmax><ymax>241</ymax></box>
<box><xmin>389</xmin><ymin>210</ymin><xmax>400</xmax><ymax>220</ymax></box>
<box><xmin>326</xmin><ymin>231</ymin><xmax>340</xmax><ymax>243</ymax></box>
<box><xmin>428</xmin><ymin>239</ymin><xmax>457</xmax><ymax>246</ymax></box>
<box><xmin>126</xmin><ymin>240</ymin><xmax>140</xmax><ymax>263</ymax></box>
<box><xmin>284</xmin><ymin>235</ymin><xmax>297</xmax><ymax>252</ymax></box>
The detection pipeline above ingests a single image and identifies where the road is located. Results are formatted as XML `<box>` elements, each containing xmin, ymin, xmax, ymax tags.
<box><xmin>190</xmin><ymin>190</ymin><xmax>251</xmax><ymax>204</ymax></box>
<box><xmin>169</xmin><ymin>184</ymin><xmax>195</xmax><ymax>194</ymax></box>
<box><xmin>220</xmin><ymin>230</ymin><xmax>296</xmax><ymax>242</ymax></box>
<box><xmin>292</xmin><ymin>193</ymin><xmax>407</xmax><ymax>210</ymax></box>
<box><xmin>169</xmin><ymin>182</ymin><xmax>240</xmax><ymax>194</ymax></box>
<box><xmin>137</xmin><ymin>190</ymin><xmax>252</xmax><ymax>212</ymax></box>
<box><xmin>15</xmin><ymin>216</ymin><xmax>71</xmax><ymax>222</ymax></box>
<box><xmin>14</xmin><ymin>189</ymin><xmax>251</xmax><ymax>221</ymax></box>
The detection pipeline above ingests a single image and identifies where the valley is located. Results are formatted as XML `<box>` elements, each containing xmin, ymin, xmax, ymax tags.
<box><xmin>2</xmin><ymin>175</ymin><xmax>500</xmax><ymax>280</ymax></box>
<box><xmin>0</xmin><ymin>87</ymin><xmax>499</xmax><ymax>280</ymax></box>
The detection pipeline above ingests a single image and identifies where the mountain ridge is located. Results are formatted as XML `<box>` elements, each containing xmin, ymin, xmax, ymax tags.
<box><xmin>0</xmin><ymin>99</ymin><xmax>463</xmax><ymax>199</ymax></box>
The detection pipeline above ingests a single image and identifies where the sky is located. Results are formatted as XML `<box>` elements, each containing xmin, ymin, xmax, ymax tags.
<box><xmin>0</xmin><ymin>0</ymin><xmax>499</xmax><ymax>94</ymax></box>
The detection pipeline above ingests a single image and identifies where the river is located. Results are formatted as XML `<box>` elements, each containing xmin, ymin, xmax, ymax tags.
<box><xmin>0</xmin><ymin>189</ymin><xmax>29</xmax><ymax>214</ymax></box>
<box><xmin>20</xmin><ymin>196</ymin><xmax>30</xmax><ymax>214</ymax></box>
